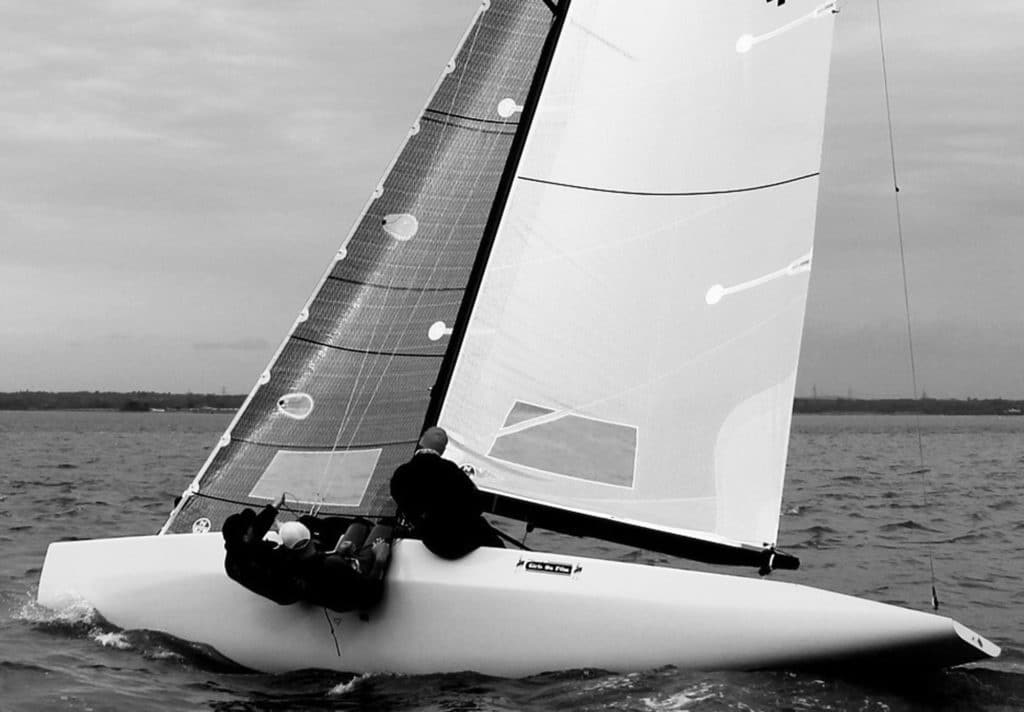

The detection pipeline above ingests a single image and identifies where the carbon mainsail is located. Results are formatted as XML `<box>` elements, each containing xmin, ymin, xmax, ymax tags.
<box><xmin>163</xmin><ymin>0</ymin><xmax>555</xmax><ymax>534</ymax></box>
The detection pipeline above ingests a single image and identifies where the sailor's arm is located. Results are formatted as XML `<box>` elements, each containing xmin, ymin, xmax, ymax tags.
<box><xmin>250</xmin><ymin>492</ymin><xmax>287</xmax><ymax>541</ymax></box>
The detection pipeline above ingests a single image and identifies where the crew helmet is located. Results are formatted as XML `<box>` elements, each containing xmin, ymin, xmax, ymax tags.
<box><xmin>279</xmin><ymin>521</ymin><xmax>311</xmax><ymax>550</ymax></box>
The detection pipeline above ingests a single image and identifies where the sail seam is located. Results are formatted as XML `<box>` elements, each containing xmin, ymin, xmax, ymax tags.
<box><xmin>231</xmin><ymin>436</ymin><xmax>418</xmax><ymax>450</ymax></box>
<box><xmin>291</xmin><ymin>335</ymin><xmax>443</xmax><ymax>359</ymax></box>
<box><xmin>421</xmin><ymin>115</ymin><xmax>517</xmax><ymax>136</ymax></box>
<box><xmin>326</xmin><ymin>275</ymin><xmax>465</xmax><ymax>293</ymax></box>
<box><xmin>423</xmin><ymin>107</ymin><xmax>516</xmax><ymax>126</ymax></box>
<box><xmin>518</xmin><ymin>171</ymin><xmax>819</xmax><ymax>196</ymax></box>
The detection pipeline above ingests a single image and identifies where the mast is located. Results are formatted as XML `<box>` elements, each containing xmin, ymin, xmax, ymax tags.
<box><xmin>423</xmin><ymin>0</ymin><xmax>572</xmax><ymax>430</ymax></box>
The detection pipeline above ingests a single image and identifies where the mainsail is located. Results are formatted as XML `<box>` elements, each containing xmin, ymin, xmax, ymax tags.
<box><xmin>164</xmin><ymin>0</ymin><xmax>838</xmax><ymax>571</ymax></box>
<box><xmin>163</xmin><ymin>0</ymin><xmax>555</xmax><ymax>534</ymax></box>
<box><xmin>439</xmin><ymin>0</ymin><xmax>837</xmax><ymax>564</ymax></box>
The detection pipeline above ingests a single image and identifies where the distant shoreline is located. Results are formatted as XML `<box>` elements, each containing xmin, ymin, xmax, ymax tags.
<box><xmin>1</xmin><ymin>392</ymin><xmax>1023</xmax><ymax>416</ymax></box>
<box><xmin>0</xmin><ymin>391</ymin><xmax>244</xmax><ymax>413</ymax></box>
<box><xmin>793</xmin><ymin>397</ymin><xmax>1024</xmax><ymax>416</ymax></box>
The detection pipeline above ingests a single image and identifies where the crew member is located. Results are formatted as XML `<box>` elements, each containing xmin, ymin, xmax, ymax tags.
<box><xmin>279</xmin><ymin>520</ymin><xmax>392</xmax><ymax>612</ymax></box>
<box><xmin>390</xmin><ymin>426</ymin><xmax>503</xmax><ymax>559</ymax></box>
<box><xmin>221</xmin><ymin>493</ymin><xmax>304</xmax><ymax>605</ymax></box>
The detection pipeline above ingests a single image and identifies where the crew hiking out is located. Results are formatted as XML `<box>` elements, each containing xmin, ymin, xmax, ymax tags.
<box><xmin>221</xmin><ymin>494</ymin><xmax>392</xmax><ymax>612</ymax></box>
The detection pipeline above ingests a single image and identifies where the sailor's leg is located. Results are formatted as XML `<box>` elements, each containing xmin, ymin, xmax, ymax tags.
<box><xmin>334</xmin><ymin>521</ymin><xmax>369</xmax><ymax>555</ymax></box>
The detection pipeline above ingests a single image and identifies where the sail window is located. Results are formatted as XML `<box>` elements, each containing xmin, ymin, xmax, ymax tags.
<box><xmin>276</xmin><ymin>392</ymin><xmax>314</xmax><ymax>420</ymax></box>
<box><xmin>382</xmin><ymin>213</ymin><xmax>419</xmax><ymax>241</ymax></box>
<box><xmin>249</xmin><ymin>449</ymin><xmax>380</xmax><ymax>507</ymax></box>
<box><xmin>488</xmin><ymin>402</ymin><xmax>638</xmax><ymax>487</ymax></box>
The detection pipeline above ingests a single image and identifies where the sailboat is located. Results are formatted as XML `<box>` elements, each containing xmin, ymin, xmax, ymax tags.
<box><xmin>37</xmin><ymin>0</ymin><xmax>999</xmax><ymax>675</ymax></box>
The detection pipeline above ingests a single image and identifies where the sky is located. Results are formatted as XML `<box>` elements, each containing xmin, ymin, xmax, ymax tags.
<box><xmin>2</xmin><ymin>1</ymin><xmax>1022</xmax><ymax>398</ymax></box>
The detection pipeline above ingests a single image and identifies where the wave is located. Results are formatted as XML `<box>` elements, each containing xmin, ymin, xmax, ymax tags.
<box><xmin>18</xmin><ymin>596</ymin><xmax>103</xmax><ymax>634</ymax></box>
<box><xmin>17</xmin><ymin>597</ymin><xmax>247</xmax><ymax>673</ymax></box>
<box><xmin>327</xmin><ymin>671</ymin><xmax>392</xmax><ymax>695</ymax></box>
<box><xmin>879</xmin><ymin>520</ymin><xmax>939</xmax><ymax>533</ymax></box>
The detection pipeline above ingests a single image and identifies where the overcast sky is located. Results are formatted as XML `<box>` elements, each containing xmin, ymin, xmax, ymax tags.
<box><xmin>2</xmin><ymin>1</ymin><xmax>1021</xmax><ymax>398</ymax></box>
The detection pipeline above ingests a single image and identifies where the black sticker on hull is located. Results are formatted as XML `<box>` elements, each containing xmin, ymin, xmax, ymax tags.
<box><xmin>518</xmin><ymin>560</ymin><xmax>581</xmax><ymax>576</ymax></box>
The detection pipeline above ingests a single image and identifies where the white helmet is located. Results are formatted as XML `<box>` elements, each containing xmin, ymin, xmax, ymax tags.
<box><xmin>279</xmin><ymin>521</ymin><xmax>311</xmax><ymax>550</ymax></box>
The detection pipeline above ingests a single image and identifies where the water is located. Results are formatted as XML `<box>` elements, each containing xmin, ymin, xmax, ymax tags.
<box><xmin>1</xmin><ymin>411</ymin><xmax>1022</xmax><ymax>710</ymax></box>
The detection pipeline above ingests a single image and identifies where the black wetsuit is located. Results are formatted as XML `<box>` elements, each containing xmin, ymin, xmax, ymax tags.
<box><xmin>286</xmin><ymin>520</ymin><xmax>392</xmax><ymax>612</ymax></box>
<box><xmin>222</xmin><ymin>504</ymin><xmax>304</xmax><ymax>605</ymax></box>
<box><xmin>390</xmin><ymin>451</ymin><xmax>503</xmax><ymax>559</ymax></box>
<box><xmin>224</xmin><ymin>507</ymin><xmax>392</xmax><ymax>611</ymax></box>
<box><xmin>288</xmin><ymin>549</ymin><xmax>384</xmax><ymax>612</ymax></box>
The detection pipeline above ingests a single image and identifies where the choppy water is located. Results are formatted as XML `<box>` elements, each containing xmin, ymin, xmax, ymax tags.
<box><xmin>1</xmin><ymin>411</ymin><xmax>1021</xmax><ymax>710</ymax></box>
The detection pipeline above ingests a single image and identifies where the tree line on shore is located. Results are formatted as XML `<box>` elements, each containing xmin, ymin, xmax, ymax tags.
<box><xmin>1</xmin><ymin>392</ymin><xmax>1023</xmax><ymax>415</ymax></box>
<box><xmin>793</xmin><ymin>397</ymin><xmax>1024</xmax><ymax>415</ymax></box>
<box><xmin>0</xmin><ymin>391</ymin><xmax>244</xmax><ymax>412</ymax></box>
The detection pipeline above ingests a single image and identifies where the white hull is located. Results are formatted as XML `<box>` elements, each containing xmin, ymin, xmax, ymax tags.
<box><xmin>37</xmin><ymin>534</ymin><xmax>998</xmax><ymax>676</ymax></box>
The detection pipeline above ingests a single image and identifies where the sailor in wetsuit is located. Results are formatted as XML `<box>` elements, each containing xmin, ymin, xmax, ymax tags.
<box><xmin>221</xmin><ymin>493</ymin><xmax>304</xmax><ymax>605</ymax></box>
<box><xmin>390</xmin><ymin>426</ymin><xmax>503</xmax><ymax>559</ymax></box>
<box><xmin>278</xmin><ymin>520</ymin><xmax>391</xmax><ymax>612</ymax></box>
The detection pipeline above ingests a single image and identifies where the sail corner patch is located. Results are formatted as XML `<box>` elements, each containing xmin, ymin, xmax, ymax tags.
<box><xmin>249</xmin><ymin>449</ymin><xmax>381</xmax><ymax>507</ymax></box>
<box><xmin>488</xmin><ymin>401</ymin><xmax>637</xmax><ymax>487</ymax></box>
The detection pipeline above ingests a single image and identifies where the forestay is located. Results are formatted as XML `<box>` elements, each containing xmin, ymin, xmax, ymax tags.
<box><xmin>163</xmin><ymin>1</ymin><xmax>555</xmax><ymax>534</ymax></box>
<box><xmin>439</xmin><ymin>1</ymin><xmax>837</xmax><ymax>553</ymax></box>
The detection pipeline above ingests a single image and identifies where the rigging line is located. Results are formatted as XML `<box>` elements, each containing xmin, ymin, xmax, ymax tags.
<box><xmin>337</xmin><ymin>5</ymin><xmax>540</xmax><ymax>465</ymax></box>
<box><xmin>323</xmin><ymin>608</ymin><xmax>342</xmax><ymax>657</ymax></box>
<box><xmin>312</xmin><ymin>16</ymin><xmax>491</xmax><ymax>512</ymax></box>
<box><xmin>875</xmin><ymin>0</ymin><xmax>937</xmax><ymax>611</ymax></box>
<box><xmin>314</xmin><ymin>8</ymin><xmax>522</xmax><ymax>509</ymax></box>
<box><xmin>423</xmin><ymin>1</ymin><xmax>572</xmax><ymax>431</ymax></box>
